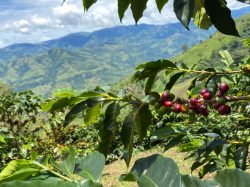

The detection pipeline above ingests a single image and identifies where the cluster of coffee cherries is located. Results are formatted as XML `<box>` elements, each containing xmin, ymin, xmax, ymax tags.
<box><xmin>159</xmin><ymin>82</ymin><xmax>231</xmax><ymax>116</ymax></box>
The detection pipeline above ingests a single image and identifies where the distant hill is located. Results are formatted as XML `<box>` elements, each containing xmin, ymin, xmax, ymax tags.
<box><xmin>0</xmin><ymin>6</ymin><xmax>249</xmax><ymax>96</ymax></box>
<box><xmin>111</xmin><ymin>13</ymin><xmax>250</xmax><ymax>96</ymax></box>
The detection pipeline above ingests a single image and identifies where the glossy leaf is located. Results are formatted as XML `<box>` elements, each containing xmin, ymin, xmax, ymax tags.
<box><xmin>174</xmin><ymin>0</ymin><xmax>195</xmax><ymax>28</ymax></box>
<box><xmin>0</xmin><ymin>179</ymin><xmax>102</xmax><ymax>187</ymax></box>
<box><xmin>145</xmin><ymin>73</ymin><xmax>157</xmax><ymax>95</ymax></box>
<box><xmin>82</xmin><ymin>0</ymin><xmax>97</xmax><ymax>11</ymax></box>
<box><xmin>98</xmin><ymin>102</ymin><xmax>120</xmax><ymax>157</ymax></box>
<box><xmin>165</xmin><ymin>72</ymin><xmax>185</xmax><ymax>90</ymax></box>
<box><xmin>130</xmin><ymin>0</ymin><xmax>148</xmax><ymax>23</ymax></box>
<box><xmin>0</xmin><ymin>160</ymin><xmax>43</xmax><ymax>184</ymax></box>
<box><xmin>155</xmin><ymin>0</ymin><xmax>169</xmax><ymax>12</ymax></box>
<box><xmin>121</xmin><ymin>112</ymin><xmax>135</xmax><ymax>166</ymax></box>
<box><xmin>76</xmin><ymin>152</ymin><xmax>105</xmax><ymax>181</ymax></box>
<box><xmin>64</xmin><ymin>97</ymin><xmax>104</xmax><ymax>126</ymax></box>
<box><xmin>214</xmin><ymin>169</ymin><xmax>250</xmax><ymax>187</ymax></box>
<box><xmin>135</xmin><ymin>103</ymin><xmax>152</xmax><ymax>141</ymax></box>
<box><xmin>84</xmin><ymin>104</ymin><xmax>101</xmax><ymax>126</ymax></box>
<box><xmin>204</xmin><ymin>0</ymin><xmax>239</xmax><ymax>36</ymax></box>
<box><xmin>118</xmin><ymin>0</ymin><xmax>130</xmax><ymax>22</ymax></box>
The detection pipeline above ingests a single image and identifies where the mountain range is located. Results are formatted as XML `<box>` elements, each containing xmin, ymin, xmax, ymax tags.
<box><xmin>0</xmin><ymin>6</ymin><xmax>249</xmax><ymax>96</ymax></box>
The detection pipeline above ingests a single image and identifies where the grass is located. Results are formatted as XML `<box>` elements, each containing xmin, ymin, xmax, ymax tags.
<box><xmin>100</xmin><ymin>146</ymin><xmax>192</xmax><ymax>187</ymax></box>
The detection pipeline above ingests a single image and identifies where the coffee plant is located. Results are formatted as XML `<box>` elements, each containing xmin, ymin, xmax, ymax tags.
<box><xmin>1</xmin><ymin>0</ymin><xmax>250</xmax><ymax>186</ymax></box>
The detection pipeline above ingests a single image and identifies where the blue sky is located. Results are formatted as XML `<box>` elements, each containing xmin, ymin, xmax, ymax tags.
<box><xmin>0</xmin><ymin>0</ymin><xmax>248</xmax><ymax>47</ymax></box>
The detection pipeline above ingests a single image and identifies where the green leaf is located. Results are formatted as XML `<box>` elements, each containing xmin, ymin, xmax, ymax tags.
<box><xmin>98</xmin><ymin>102</ymin><xmax>120</xmax><ymax>157</ymax></box>
<box><xmin>145</xmin><ymin>73</ymin><xmax>157</xmax><ymax>95</ymax></box>
<box><xmin>82</xmin><ymin>0</ymin><xmax>97</xmax><ymax>11</ymax></box>
<box><xmin>193</xmin><ymin>0</ymin><xmax>212</xmax><ymax>29</ymax></box>
<box><xmin>174</xmin><ymin>0</ymin><xmax>195</xmax><ymax>28</ymax></box>
<box><xmin>152</xmin><ymin>126</ymin><xmax>177</xmax><ymax>140</ymax></box>
<box><xmin>155</xmin><ymin>0</ymin><xmax>169</xmax><ymax>12</ymax></box>
<box><xmin>135</xmin><ymin>103</ymin><xmax>152</xmax><ymax>141</ymax></box>
<box><xmin>165</xmin><ymin>72</ymin><xmax>185</xmax><ymax>90</ymax></box>
<box><xmin>42</xmin><ymin>97</ymin><xmax>75</xmax><ymax>112</ymax></box>
<box><xmin>181</xmin><ymin>174</ymin><xmax>217</xmax><ymax>187</ymax></box>
<box><xmin>0</xmin><ymin>179</ymin><xmax>102</xmax><ymax>187</ymax></box>
<box><xmin>219</xmin><ymin>50</ymin><xmax>234</xmax><ymax>67</ymax></box>
<box><xmin>121</xmin><ymin>112</ymin><xmax>135</xmax><ymax>166</ymax></box>
<box><xmin>51</xmin><ymin>148</ymin><xmax>77</xmax><ymax>177</ymax></box>
<box><xmin>76</xmin><ymin>152</ymin><xmax>105</xmax><ymax>182</ymax></box>
<box><xmin>214</xmin><ymin>169</ymin><xmax>250</xmax><ymax>187</ymax></box>
<box><xmin>64</xmin><ymin>97</ymin><xmax>104</xmax><ymax>126</ymax></box>
<box><xmin>130</xmin><ymin>0</ymin><xmax>148</xmax><ymax>23</ymax></box>
<box><xmin>204</xmin><ymin>0</ymin><xmax>239</xmax><ymax>36</ymax></box>
<box><xmin>84</xmin><ymin>104</ymin><xmax>101</xmax><ymax>126</ymax></box>
<box><xmin>0</xmin><ymin>160</ymin><xmax>43</xmax><ymax>184</ymax></box>
<box><xmin>179</xmin><ymin>139</ymin><xmax>204</xmax><ymax>152</ymax></box>
<box><xmin>118</xmin><ymin>0</ymin><xmax>130</xmax><ymax>22</ymax></box>
<box><xmin>136</xmin><ymin>59</ymin><xmax>176</xmax><ymax>70</ymax></box>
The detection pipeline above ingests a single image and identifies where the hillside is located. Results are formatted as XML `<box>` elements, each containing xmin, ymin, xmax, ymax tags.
<box><xmin>111</xmin><ymin>13</ymin><xmax>250</xmax><ymax>96</ymax></box>
<box><xmin>0</xmin><ymin>23</ymin><xmax>214</xmax><ymax>96</ymax></box>
<box><xmin>0</xmin><ymin>6</ymin><xmax>249</xmax><ymax>96</ymax></box>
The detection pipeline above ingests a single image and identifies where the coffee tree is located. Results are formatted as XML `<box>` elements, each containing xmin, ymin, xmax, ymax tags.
<box><xmin>0</xmin><ymin>0</ymin><xmax>250</xmax><ymax>186</ymax></box>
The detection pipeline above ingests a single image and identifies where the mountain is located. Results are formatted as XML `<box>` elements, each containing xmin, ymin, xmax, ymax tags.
<box><xmin>111</xmin><ymin>13</ymin><xmax>250</xmax><ymax>96</ymax></box>
<box><xmin>0</xmin><ymin>6</ymin><xmax>249</xmax><ymax>96</ymax></box>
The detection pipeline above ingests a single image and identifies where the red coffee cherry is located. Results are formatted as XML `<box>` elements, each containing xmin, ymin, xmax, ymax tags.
<box><xmin>164</xmin><ymin>101</ymin><xmax>173</xmax><ymax>108</ymax></box>
<box><xmin>190</xmin><ymin>98</ymin><xmax>199</xmax><ymax>106</ymax></box>
<box><xmin>161</xmin><ymin>91</ymin><xmax>170</xmax><ymax>101</ymax></box>
<box><xmin>201</xmin><ymin>109</ymin><xmax>209</xmax><ymax>116</ymax></box>
<box><xmin>219</xmin><ymin>82</ymin><xmax>229</xmax><ymax>94</ymax></box>
<box><xmin>173</xmin><ymin>104</ymin><xmax>182</xmax><ymax>113</ymax></box>
<box><xmin>181</xmin><ymin>105</ymin><xmax>189</xmax><ymax>113</ymax></box>
<box><xmin>217</xmin><ymin>104</ymin><xmax>231</xmax><ymax>115</ymax></box>
<box><xmin>203</xmin><ymin>92</ymin><xmax>212</xmax><ymax>100</ymax></box>
<box><xmin>200</xmin><ymin>88</ymin><xmax>209</xmax><ymax>96</ymax></box>
<box><xmin>197</xmin><ymin>103</ymin><xmax>207</xmax><ymax>113</ymax></box>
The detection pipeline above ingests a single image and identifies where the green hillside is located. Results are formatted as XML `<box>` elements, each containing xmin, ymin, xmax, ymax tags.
<box><xmin>111</xmin><ymin>13</ymin><xmax>250</xmax><ymax>96</ymax></box>
<box><xmin>0</xmin><ymin>23</ymin><xmax>213</xmax><ymax>96</ymax></box>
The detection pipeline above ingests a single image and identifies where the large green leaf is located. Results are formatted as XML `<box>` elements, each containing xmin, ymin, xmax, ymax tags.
<box><xmin>0</xmin><ymin>160</ymin><xmax>43</xmax><ymax>184</ymax></box>
<box><xmin>135</xmin><ymin>103</ymin><xmax>152</xmax><ymax>141</ymax></box>
<box><xmin>174</xmin><ymin>0</ymin><xmax>195</xmax><ymax>28</ymax></box>
<box><xmin>118</xmin><ymin>0</ymin><xmax>130</xmax><ymax>22</ymax></box>
<box><xmin>121</xmin><ymin>154</ymin><xmax>215</xmax><ymax>187</ymax></box>
<box><xmin>130</xmin><ymin>0</ymin><xmax>148</xmax><ymax>23</ymax></box>
<box><xmin>0</xmin><ymin>179</ymin><xmax>102</xmax><ymax>187</ymax></box>
<box><xmin>121</xmin><ymin>112</ymin><xmax>135</xmax><ymax>166</ymax></box>
<box><xmin>214</xmin><ymin>169</ymin><xmax>250</xmax><ymax>187</ymax></box>
<box><xmin>82</xmin><ymin>0</ymin><xmax>97</xmax><ymax>11</ymax></box>
<box><xmin>76</xmin><ymin>152</ymin><xmax>105</xmax><ymax>182</ymax></box>
<box><xmin>121</xmin><ymin>154</ymin><xmax>250</xmax><ymax>186</ymax></box>
<box><xmin>204</xmin><ymin>0</ymin><xmax>239</xmax><ymax>36</ymax></box>
<box><xmin>155</xmin><ymin>0</ymin><xmax>169</xmax><ymax>12</ymax></box>
<box><xmin>98</xmin><ymin>102</ymin><xmax>120</xmax><ymax>157</ymax></box>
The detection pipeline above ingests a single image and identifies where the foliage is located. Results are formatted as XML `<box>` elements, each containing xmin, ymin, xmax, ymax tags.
<box><xmin>0</xmin><ymin>149</ymin><xmax>104</xmax><ymax>187</ymax></box>
<box><xmin>120</xmin><ymin>154</ymin><xmax>250</xmax><ymax>187</ymax></box>
<box><xmin>74</xmin><ymin>0</ymin><xmax>250</xmax><ymax>36</ymax></box>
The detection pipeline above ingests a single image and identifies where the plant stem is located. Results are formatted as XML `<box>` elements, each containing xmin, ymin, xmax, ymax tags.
<box><xmin>165</xmin><ymin>67</ymin><xmax>243</xmax><ymax>75</ymax></box>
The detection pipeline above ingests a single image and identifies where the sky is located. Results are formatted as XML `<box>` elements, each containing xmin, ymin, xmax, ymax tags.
<box><xmin>0</xmin><ymin>0</ymin><xmax>248</xmax><ymax>48</ymax></box>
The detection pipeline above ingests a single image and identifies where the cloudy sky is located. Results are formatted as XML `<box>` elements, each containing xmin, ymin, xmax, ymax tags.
<box><xmin>0</xmin><ymin>0</ymin><xmax>248</xmax><ymax>47</ymax></box>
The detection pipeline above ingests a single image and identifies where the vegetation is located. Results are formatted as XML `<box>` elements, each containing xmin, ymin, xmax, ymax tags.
<box><xmin>0</xmin><ymin>0</ymin><xmax>250</xmax><ymax>186</ymax></box>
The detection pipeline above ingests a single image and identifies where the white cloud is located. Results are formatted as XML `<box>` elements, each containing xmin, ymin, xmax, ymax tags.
<box><xmin>31</xmin><ymin>15</ymin><xmax>50</xmax><ymax>26</ymax></box>
<box><xmin>19</xmin><ymin>27</ymin><xmax>29</xmax><ymax>33</ymax></box>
